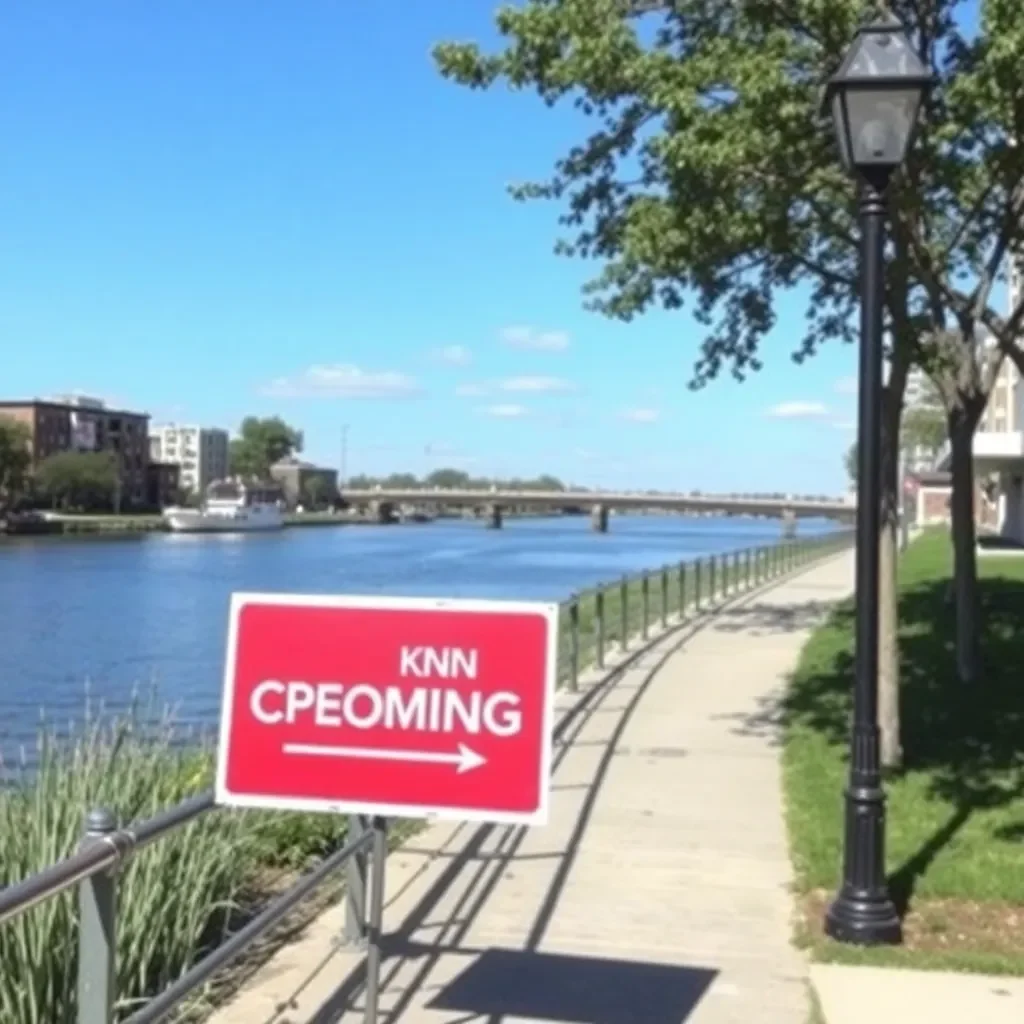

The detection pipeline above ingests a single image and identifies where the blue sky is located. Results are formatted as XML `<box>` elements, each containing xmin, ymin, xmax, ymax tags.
<box><xmin>0</xmin><ymin>3</ymin><xmax>861</xmax><ymax>494</ymax></box>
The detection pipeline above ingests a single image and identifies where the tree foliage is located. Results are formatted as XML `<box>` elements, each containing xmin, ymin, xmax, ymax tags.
<box><xmin>344</xmin><ymin>469</ymin><xmax>568</xmax><ymax>491</ymax></box>
<box><xmin>435</xmin><ymin>0</ymin><xmax>1024</xmax><ymax>380</ymax></box>
<box><xmin>903</xmin><ymin>404</ymin><xmax>947</xmax><ymax>457</ymax></box>
<box><xmin>0</xmin><ymin>417</ymin><xmax>32</xmax><ymax>508</ymax></box>
<box><xmin>229</xmin><ymin>417</ymin><xmax>302</xmax><ymax>481</ymax></box>
<box><xmin>436</xmin><ymin>0</ymin><xmax>1024</xmax><ymax>689</ymax></box>
<box><xmin>35</xmin><ymin>452</ymin><xmax>119</xmax><ymax>511</ymax></box>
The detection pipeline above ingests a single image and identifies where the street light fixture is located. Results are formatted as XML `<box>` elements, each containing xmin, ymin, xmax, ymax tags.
<box><xmin>821</xmin><ymin>13</ymin><xmax>932</xmax><ymax>946</ymax></box>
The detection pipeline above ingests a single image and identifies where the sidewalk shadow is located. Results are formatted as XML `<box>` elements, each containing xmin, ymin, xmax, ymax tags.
<box><xmin>710</xmin><ymin>599</ymin><xmax>834</xmax><ymax>638</ymax></box>
<box><xmin>246</xmin><ymin>568</ymin><xmax>814</xmax><ymax>1024</ymax></box>
<box><xmin>296</xmin><ymin>603</ymin><xmax>732</xmax><ymax>1024</ymax></box>
<box><xmin>424</xmin><ymin>946</ymin><xmax>715</xmax><ymax>1024</ymax></box>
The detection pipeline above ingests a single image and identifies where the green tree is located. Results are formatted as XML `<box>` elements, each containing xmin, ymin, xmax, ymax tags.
<box><xmin>382</xmin><ymin>472</ymin><xmax>419</xmax><ymax>488</ymax></box>
<box><xmin>435</xmin><ymin>0</ymin><xmax>1024</xmax><ymax>745</ymax></box>
<box><xmin>426</xmin><ymin>468</ymin><xmax>472</xmax><ymax>488</ymax></box>
<box><xmin>0</xmin><ymin>417</ymin><xmax>32</xmax><ymax>511</ymax></box>
<box><xmin>229</xmin><ymin>417</ymin><xmax>302</xmax><ymax>480</ymax></box>
<box><xmin>35</xmin><ymin>452</ymin><xmax>119</xmax><ymax>512</ymax></box>
<box><xmin>344</xmin><ymin>473</ymin><xmax>378</xmax><ymax>490</ymax></box>
<box><xmin>903</xmin><ymin>404</ymin><xmax>947</xmax><ymax>462</ymax></box>
<box><xmin>844</xmin><ymin>443</ymin><xmax>857</xmax><ymax>487</ymax></box>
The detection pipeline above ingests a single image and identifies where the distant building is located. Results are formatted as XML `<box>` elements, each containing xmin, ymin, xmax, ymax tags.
<box><xmin>149</xmin><ymin>425</ymin><xmax>229</xmax><ymax>496</ymax></box>
<box><xmin>269</xmin><ymin>457</ymin><xmax>338</xmax><ymax>508</ymax></box>
<box><xmin>146</xmin><ymin>462</ymin><xmax>181</xmax><ymax>510</ymax></box>
<box><xmin>0</xmin><ymin>396</ymin><xmax>149</xmax><ymax>509</ymax></box>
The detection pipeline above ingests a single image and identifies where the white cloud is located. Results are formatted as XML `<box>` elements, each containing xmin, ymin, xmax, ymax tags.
<box><xmin>835</xmin><ymin>376</ymin><xmax>858</xmax><ymax>395</ymax></box>
<box><xmin>455</xmin><ymin>382</ymin><xmax>488</xmax><ymax>397</ymax></box>
<box><xmin>832</xmin><ymin>419</ymin><xmax>857</xmax><ymax>431</ymax></box>
<box><xmin>619</xmin><ymin>408</ymin><xmax>660</xmax><ymax>423</ymax></box>
<box><xmin>483</xmin><ymin>403</ymin><xmax>529</xmax><ymax>418</ymax></box>
<box><xmin>433</xmin><ymin>345</ymin><xmax>471</xmax><ymax>366</ymax></box>
<box><xmin>765</xmin><ymin>401</ymin><xmax>829</xmax><ymax>419</ymax></box>
<box><xmin>261</xmin><ymin>364</ymin><xmax>420</xmax><ymax>399</ymax></box>
<box><xmin>499</xmin><ymin>375</ymin><xmax>574</xmax><ymax>394</ymax></box>
<box><xmin>499</xmin><ymin>325</ymin><xmax>570</xmax><ymax>352</ymax></box>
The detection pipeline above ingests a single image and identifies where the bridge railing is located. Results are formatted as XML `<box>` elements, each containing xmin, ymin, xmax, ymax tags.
<box><xmin>0</xmin><ymin>530</ymin><xmax>853</xmax><ymax>1024</ymax></box>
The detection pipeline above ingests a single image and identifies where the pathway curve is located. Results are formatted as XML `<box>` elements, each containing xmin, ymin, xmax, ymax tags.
<box><xmin>210</xmin><ymin>550</ymin><xmax>855</xmax><ymax>1024</ymax></box>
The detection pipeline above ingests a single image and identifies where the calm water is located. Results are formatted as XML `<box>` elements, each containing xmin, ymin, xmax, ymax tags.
<box><xmin>0</xmin><ymin>515</ymin><xmax>835</xmax><ymax>750</ymax></box>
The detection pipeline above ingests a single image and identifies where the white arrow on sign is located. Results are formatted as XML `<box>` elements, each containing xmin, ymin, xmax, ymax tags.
<box><xmin>281</xmin><ymin>741</ymin><xmax>487</xmax><ymax>774</ymax></box>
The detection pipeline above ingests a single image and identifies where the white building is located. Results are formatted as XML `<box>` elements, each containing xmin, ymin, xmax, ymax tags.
<box><xmin>150</xmin><ymin>424</ymin><xmax>229</xmax><ymax>496</ymax></box>
<box><xmin>955</xmin><ymin>254</ymin><xmax>1024</xmax><ymax>542</ymax></box>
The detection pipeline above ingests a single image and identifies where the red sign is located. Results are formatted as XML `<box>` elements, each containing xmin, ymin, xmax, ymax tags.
<box><xmin>215</xmin><ymin>594</ymin><xmax>558</xmax><ymax>826</ymax></box>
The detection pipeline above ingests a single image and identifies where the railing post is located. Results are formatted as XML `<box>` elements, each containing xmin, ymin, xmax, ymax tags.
<box><xmin>660</xmin><ymin>566</ymin><xmax>668</xmax><ymax>628</ymax></box>
<box><xmin>595</xmin><ymin>587</ymin><xmax>605</xmax><ymax>670</ymax></box>
<box><xmin>710</xmin><ymin>555</ymin><xmax>717</xmax><ymax>600</ymax></box>
<box><xmin>362</xmin><ymin>816</ymin><xmax>388</xmax><ymax>1024</ymax></box>
<box><xmin>641</xmin><ymin>572</ymin><xmax>650</xmax><ymax>640</ymax></box>
<box><xmin>568</xmin><ymin>597</ymin><xmax>580</xmax><ymax>692</ymax></box>
<box><xmin>695</xmin><ymin>558</ymin><xmax>702</xmax><ymax>610</ymax></box>
<box><xmin>78</xmin><ymin>808</ymin><xmax>118</xmax><ymax>1024</ymax></box>
<box><xmin>620</xmin><ymin>575</ymin><xmax>629</xmax><ymax>651</ymax></box>
<box><xmin>345</xmin><ymin>814</ymin><xmax>368</xmax><ymax>946</ymax></box>
<box><xmin>678</xmin><ymin>561</ymin><xmax>686</xmax><ymax>619</ymax></box>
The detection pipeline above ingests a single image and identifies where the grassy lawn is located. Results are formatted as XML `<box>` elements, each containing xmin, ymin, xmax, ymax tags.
<box><xmin>783</xmin><ymin>529</ymin><xmax>1024</xmax><ymax>973</ymax></box>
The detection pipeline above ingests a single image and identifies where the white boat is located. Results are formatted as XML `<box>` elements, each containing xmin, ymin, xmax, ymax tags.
<box><xmin>163</xmin><ymin>480</ymin><xmax>284</xmax><ymax>533</ymax></box>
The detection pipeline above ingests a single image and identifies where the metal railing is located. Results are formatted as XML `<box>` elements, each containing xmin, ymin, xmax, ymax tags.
<box><xmin>0</xmin><ymin>529</ymin><xmax>852</xmax><ymax>1024</ymax></box>
<box><xmin>557</xmin><ymin>530</ymin><xmax>852</xmax><ymax>690</ymax></box>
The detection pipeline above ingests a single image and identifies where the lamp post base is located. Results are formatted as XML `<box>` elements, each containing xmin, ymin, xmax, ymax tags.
<box><xmin>825</xmin><ymin>889</ymin><xmax>902</xmax><ymax>946</ymax></box>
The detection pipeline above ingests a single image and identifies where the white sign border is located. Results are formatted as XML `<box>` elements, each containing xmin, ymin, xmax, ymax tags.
<box><xmin>214</xmin><ymin>592</ymin><xmax>560</xmax><ymax>828</ymax></box>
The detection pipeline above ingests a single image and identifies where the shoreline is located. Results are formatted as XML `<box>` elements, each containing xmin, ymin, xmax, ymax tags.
<box><xmin>0</xmin><ymin>510</ymin><xmax>552</xmax><ymax>541</ymax></box>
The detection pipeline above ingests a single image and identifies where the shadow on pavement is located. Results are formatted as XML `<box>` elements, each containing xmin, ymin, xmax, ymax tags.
<box><xmin>709</xmin><ymin>598</ymin><xmax>834</xmax><ymax>637</ymax></box>
<box><xmin>262</xmin><ymin>568</ymin><xmax>815</xmax><ymax>1023</ymax></box>
<box><xmin>425</xmin><ymin>947</ymin><xmax>716</xmax><ymax>1024</ymax></box>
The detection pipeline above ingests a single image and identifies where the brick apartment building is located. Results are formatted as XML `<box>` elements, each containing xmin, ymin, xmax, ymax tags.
<box><xmin>0</xmin><ymin>396</ymin><xmax>150</xmax><ymax>509</ymax></box>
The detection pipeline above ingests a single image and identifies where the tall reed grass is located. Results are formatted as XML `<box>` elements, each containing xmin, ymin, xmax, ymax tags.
<box><xmin>0</xmin><ymin>702</ymin><xmax>251</xmax><ymax>1023</ymax></box>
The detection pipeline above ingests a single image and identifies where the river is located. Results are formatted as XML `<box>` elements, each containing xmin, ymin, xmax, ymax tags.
<box><xmin>0</xmin><ymin>515</ymin><xmax>836</xmax><ymax>752</ymax></box>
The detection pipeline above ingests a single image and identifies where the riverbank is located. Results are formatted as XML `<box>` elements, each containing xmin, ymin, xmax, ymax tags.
<box><xmin>783</xmin><ymin>529</ymin><xmax>1024</xmax><ymax>975</ymax></box>
<box><xmin>0</xmin><ymin>508</ymin><xmax>567</xmax><ymax>539</ymax></box>
<box><xmin>0</xmin><ymin>533</ymin><xmax>840</xmax><ymax>1023</ymax></box>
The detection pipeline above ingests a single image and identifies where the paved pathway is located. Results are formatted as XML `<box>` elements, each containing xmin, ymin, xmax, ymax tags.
<box><xmin>210</xmin><ymin>551</ymin><xmax>855</xmax><ymax>1024</ymax></box>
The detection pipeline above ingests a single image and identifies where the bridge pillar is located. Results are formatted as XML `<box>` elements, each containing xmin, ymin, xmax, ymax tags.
<box><xmin>781</xmin><ymin>509</ymin><xmax>797</xmax><ymax>539</ymax></box>
<box><xmin>485</xmin><ymin>503</ymin><xmax>503</xmax><ymax>529</ymax></box>
<box><xmin>370</xmin><ymin>500</ymin><xmax>396</xmax><ymax>524</ymax></box>
<box><xmin>591</xmin><ymin>503</ymin><xmax>610</xmax><ymax>533</ymax></box>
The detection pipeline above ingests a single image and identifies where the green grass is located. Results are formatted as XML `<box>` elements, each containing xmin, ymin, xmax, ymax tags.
<box><xmin>783</xmin><ymin>529</ymin><xmax>1024</xmax><ymax>973</ymax></box>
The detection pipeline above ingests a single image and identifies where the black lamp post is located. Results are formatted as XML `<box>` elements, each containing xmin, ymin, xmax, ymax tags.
<box><xmin>822</xmin><ymin>13</ymin><xmax>932</xmax><ymax>945</ymax></box>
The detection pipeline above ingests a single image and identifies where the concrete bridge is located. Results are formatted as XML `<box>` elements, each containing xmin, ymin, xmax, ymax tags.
<box><xmin>340</xmin><ymin>488</ymin><xmax>854</xmax><ymax>535</ymax></box>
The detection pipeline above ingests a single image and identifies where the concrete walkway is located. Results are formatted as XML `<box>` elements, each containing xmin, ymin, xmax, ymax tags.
<box><xmin>210</xmin><ymin>552</ymin><xmax>856</xmax><ymax>1024</ymax></box>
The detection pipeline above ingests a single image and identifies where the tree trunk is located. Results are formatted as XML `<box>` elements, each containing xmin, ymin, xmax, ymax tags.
<box><xmin>949</xmin><ymin>414</ymin><xmax>982</xmax><ymax>683</ymax></box>
<box><xmin>878</xmin><ymin>398</ymin><xmax>902</xmax><ymax>768</ymax></box>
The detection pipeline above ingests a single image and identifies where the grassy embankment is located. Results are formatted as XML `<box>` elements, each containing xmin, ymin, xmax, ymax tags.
<box><xmin>0</xmin><ymin>539</ymin><xmax>791</xmax><ymax>1021</ymax></box>
<box><xmin>783</xmin><ymin>528</ymin><xmax>1024</xmax><ymax>974</ymax></box>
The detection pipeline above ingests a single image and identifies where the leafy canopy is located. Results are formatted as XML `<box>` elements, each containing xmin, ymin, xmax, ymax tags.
<box><xmin>228</xmin><ymin>417</ymin><xmax>302</xmax><ymax>481</ymax></box>
<box><xmin>0</xmin><ymin>417</ymin><xmax>32</xmax><ymax>505</ymax></box>
<box><xmin>35</xmin><ymin>451</ymin><xmax>119</xmax><ymax>510</ymax></box>
<box><xmin>435</xmin><ymin>0</ymin><xmax>1024</xmax><ymax>388</ymax></box>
